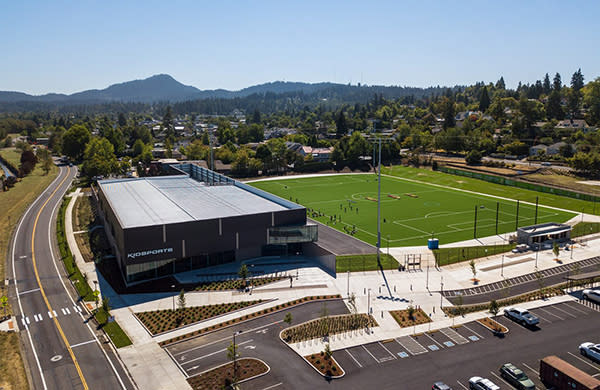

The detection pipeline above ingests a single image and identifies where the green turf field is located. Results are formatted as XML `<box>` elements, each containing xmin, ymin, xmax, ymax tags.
<box><xmin>251</xmin><ymin>173</ymin><xmax>576</xmax><ymax>247</ymax></box>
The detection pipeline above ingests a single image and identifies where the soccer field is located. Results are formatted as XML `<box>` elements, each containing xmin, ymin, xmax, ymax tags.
<box><xmin>251</xmin><ymin>174</ymin><xmax>576</xmax><ymax>247</ymax></box>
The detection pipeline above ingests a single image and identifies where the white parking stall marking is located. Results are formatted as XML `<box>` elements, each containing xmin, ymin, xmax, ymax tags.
<box><xmin>378</xmin><ymin>341</ymin><xmax>397</xmax><ymax>360</ymax></box>
<box><xmin>561</xmin><ymin>303</ymin><xmax>588</xmax><ymax>315</ymax></box>
<box><xmin>522</xmin><ymin>362</ymin><xmax>539</xmax><ymax>376</ymax></box>
<box><xmin>362</xmin><ymin>345</ymin><xmax>380</xmax><ymax>363</ymax></box>
<box><xmin>567</xmin><ymin>352</ymin><xmax>600</xmax><ymax>372</ymax></box>
<box><xmin>259</xmin><ymin>383</ymin><xmax>283</xmax><ymax>390</ymax></box>
<box><xmin>440</xmin><ymin>327</ymin><xmax>469</xmax><ymax>345</ymax></box>
<box><xmin>181</xmin><ymin>339</ymin><xmax>254</xmax><ymax>366</ymax></box>
<box><xmin>491</xmin><ymin>371</ymin><xmax>512</xmax><ymax>387</ymax></box>
<box><xmin>530</xmin><ymin>311</ymin><xmax>552</xmax><ymax>324</ymax></box>
<box><xmin>70</xmin><ymin>339</ymin><xmax>97</xmax><ymax>348</ymax></box>
<box><xmin>423</xmin><ymin>332</ymin><xmax>444</xmax><ymax>348</ymax></box>
<box><xmin>345</xmin><ymin>349</ymin><xmax>363</xmax><ymax>368</ymax></box>
<box><xmin>18</xmin><ymin>287</ymin><xmax>40</xmax><ymax>296</ymax></box>
<box><xmin>456</xmin><ymin>380</ymin><xmax>469</xmax><ymax>390</ymax></box>
<box><xmin>462</xmin><ymin>324</ymin><xmax>484</xmax><ymax>339</ymax></box>
<box><xmin>551</xmin><ymin>305</ymin><xmax>577</xmax><ymax>318</ymax></box>
<box><xmin>64</xmin><ymin>307</ymin><xmax>71</xmax><ymax>315</ymax></box>
<box><xmin>538</xmin><ymin>307</ymin><xmax>564</xmax><ymax>320</ymax></box>
<box><xmin>396</xmin><ymin>336</ymin><xmax>428</xmax><ymax>355</ymax></box>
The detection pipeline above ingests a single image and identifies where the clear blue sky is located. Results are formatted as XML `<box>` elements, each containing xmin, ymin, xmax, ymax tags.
<box><xmin>2</xmin><ymin>0</ymin><xmax>599</xmax><ymax>95</ymax></box>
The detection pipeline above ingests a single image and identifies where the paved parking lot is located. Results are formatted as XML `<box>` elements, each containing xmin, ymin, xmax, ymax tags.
<box><xmin>331</xmin><ymin>299</ymin><xmax>600</xmax><ymax>390</ymax></box>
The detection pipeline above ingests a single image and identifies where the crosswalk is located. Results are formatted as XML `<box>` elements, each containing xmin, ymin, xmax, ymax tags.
<box><xmin>443</xmin><ymin>256</ymin><xmax>600</xmax><ymax>297</ymax></box>
<box><xmin>21</xmin><ymin>305</ymin><xmax>84</xmax><ymax>327</ymax></box>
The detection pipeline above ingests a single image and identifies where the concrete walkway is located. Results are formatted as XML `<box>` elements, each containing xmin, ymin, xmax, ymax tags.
<box><xmin>65</xmin><ymin>188</ymin><xmax>99</xmax><ymax>295</ymax></box>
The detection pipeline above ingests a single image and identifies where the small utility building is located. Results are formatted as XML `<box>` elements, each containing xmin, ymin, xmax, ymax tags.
<box><xmin>517</xmin><ymin>222</ymin><xmax>572</xmax><ymax>247</ymax></box>
<box><xmin>96</xmin><ymin>163</ymin><xmax>317</xmax><ymax>284</ymax></box>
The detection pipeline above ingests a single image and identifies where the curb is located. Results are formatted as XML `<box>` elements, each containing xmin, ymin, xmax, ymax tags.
<box><xmin>186</xmin><ymin>357</ymin><xmax>271</xmax><ymax>384</ymax></box>
<box><xmin>476</xmin><ymin>317</ymin><xmax>509</xmax><ymax>335</ymax></box>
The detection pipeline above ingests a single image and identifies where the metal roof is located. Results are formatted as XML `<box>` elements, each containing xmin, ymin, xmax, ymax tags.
<box><xmin>98</xmin><ymin>175</ymin><xmax>288</xmax><ymax>228</ymax></box>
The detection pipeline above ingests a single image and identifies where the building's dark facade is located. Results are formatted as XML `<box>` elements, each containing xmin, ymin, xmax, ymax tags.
<box><xmin>96</xmin><ymin>164</ymin><xmax>317</xmax><ymax>284</ymax></box>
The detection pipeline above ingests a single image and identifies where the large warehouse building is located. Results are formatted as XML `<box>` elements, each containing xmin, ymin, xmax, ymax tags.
<box><xmin>96</xmin><ymin>163</ymin><xmax>318</xmax><ymax>284</ymax></box>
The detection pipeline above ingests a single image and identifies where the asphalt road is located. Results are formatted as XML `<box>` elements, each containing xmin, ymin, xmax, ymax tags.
<box><xmin>443</xmin><ymin>256</ymin><xmax>600</xmax><ymax>305</ymax></box>
<box><xmin>331</xmin><ymin>299</ymin><xmax>600</xmax><ymax>390</ymax></box>
<box><xmin>164</xmin><ymin>299</ymin><xmax>350</xmax><ymax>390</ymax></box>
<box><xmin>311</xmin><ymin>219</ymin><xmax>376</xmax><ymax>256</ymax></box>
<box><xmin>8</xmin><ymin>165</ymin><xmax>134</xmax><ymax>390</ymax></box>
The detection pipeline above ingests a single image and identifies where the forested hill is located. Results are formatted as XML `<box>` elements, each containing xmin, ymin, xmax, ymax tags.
<box><xmin>0</xmin><ymin>74</ymin><xmax>458</xmax><ymax>113</ymax></box>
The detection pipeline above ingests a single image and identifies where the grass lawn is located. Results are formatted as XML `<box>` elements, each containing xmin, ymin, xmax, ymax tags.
<box><xmin>571</xmin><ymin>221</ymin><xmax>600</xmax><ymax>237</ymax></box>
<box><xmin>433</xmin><ymin>243</ymin><xmax>516</xmax><ymax>266</ymax></box>
<box><xmin>251</xmin><ymin>170</ymin><xmax>575</xmax><ymax>247</ymax></box>
<box><xmin>0</xmin><ymin>147</ymin><xmax>59</xmax><ymax>390</ymax></box>
<box><xmin>94</xmin><ymin>308</ymin><xmax>132</xmax><ymax>348</ymax></box>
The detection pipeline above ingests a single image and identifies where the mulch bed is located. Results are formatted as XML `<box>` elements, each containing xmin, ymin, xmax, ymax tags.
<box><xmin>305</xmin><ymin>352</ymin><xmax>343</xmax><ymax>377</ymax></box>
<box><xmin>477</xmin><ymin>317</ymin><xmax>508</xmax><ymax>334</ymax></box>
<box><xmin>195</xmin><ymin>276</ymin><xmax>285</xmax><ymax>291</ymax></box>
<box><xmin>159</xmin><ymin>295</ymin><xmax>342</xmax><ymax>346</ymax></box>
<box><xmin>136</xmin><ymin>300</ymin><xmax>263</xmax><ymax>335</ymax></box>
<box><xmin>187</xmin><ymin>358</ymin><xmax>268</xmax><ymax>390</ymax></box>
<box><xmin>281</xmin><ymin>313</ymin><xmax>377</xmax><ymax>343</ymax></box>
<box><xmin>390</xmin><ymin>308</ymin><xmax>432</xmax><ymax>328</ymax></box>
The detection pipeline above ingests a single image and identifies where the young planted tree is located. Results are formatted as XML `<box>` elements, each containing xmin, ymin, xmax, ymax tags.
<box><xmin>238</xmin><ymin>264</ymin><xmax>249</xmax><ymax>287</ymax></box>
<box><xmin>535</xmin><ymin>271</ymin><xmax>546</xmax><ymax>299</ymax></box>
<box><xmin>407</xmin><ymin>304</ymin><xmax>416</xmax><ymax>321</ymax></box>
<box><xmin>489</xmin><ymin>299</ymin><xmax>499</xmax><ymax>318</ymax></box>
<box><xmin>469</xmin><ymin>259</ymin><xmax>478</xmax><ymax>283</ymax></box>
<box><xmin>226</xmin><ymin>340</ymin><xmax>240</xmax><ymax>386</ymax></box>
<box><xmin>324</xmin><ymin>343</ymin><xmax>332</xmax><ymax>360</ymax></box>
<box><xmin>455</xmin><ymin>294</ymin><xmax>464</xmax><ymax>317</ymax></box>
<box><xmin>177</xmin><ymin>289</ymin><xmax>186</xmax><ymax>323</ymax></box>
<box><xmin>552</xmin><ymin>241</ymin><xmax>560</xmax><ymax>260</ymax></box>
<box><xmin>283</xmin><ymin>312</ymin><xmax>293</xmax><ymax>326</ymax></box>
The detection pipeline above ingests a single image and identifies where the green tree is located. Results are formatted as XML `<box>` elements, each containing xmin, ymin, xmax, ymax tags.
<box><xmin>543</xmin><ymin>73</ymin><xmax>551</xmax><ymax>94</ymax></box>
<box><xmin>553</xmin><ymin>72</ymin><xmax>562</xmax><ymax>91</ymax></box>
<box><xmin>571</xmin><ymin>68</ymin><xmax>584</xmax><ymax>91</ymax></box>
<box><xmin>238</xmin><ymin>264</ymin><xmax>249</xmax><ymax>287</ymax></box>
<box><xmin>62</xmin><ymin>124</ymin><xmax>90</xmax><ymax>161</ymax></box>
<box><xmin>552</xmin><ymin>241</ymin><xmax>560</xmax><ymax>259</ymax></box>
<box><xmin>82</xmin><ymin>137</ymin><xmax>119</xmax><ymax>179</ymax></box>
<box><xmin>465</xmin><ymin>149</ymin><xmax>482</xmax><ymax>165</ymax></box>
<box><xmin>19</xmin><ymin>149</ymin><xmax>38</xmax><ymax>175</ymax></box>
<box><xmin>583</xmin><ymin>78</ymin><xmax>600</xmax><ymax>125</ymax></box>
<box><xmin>441</xmin><ymin>97</ymin><xmax>456</xmax><ymax>129</ymax></box>
<box><xmin>283</xmin><ymin>312</ymin><xmax>293</xmax><ymax>326</ymax></box>
<box><xmin>495</xmin><ymin>76</ymin><xmax>506</xmax><ymax>90</ymax></box>
<box><xmin>335</xmin><ymin>109</ymin><xmax>348</xmax><ymax>138</ymax></box>
<box><xmin>36</xmin><ymin>147</ymin><xmax>53</xmax><ymax>175</ymax></box>
<box><xmin>324</xmin><ymin>343</ymin><xmax>332</xmax><ymax>360</ymax></box>
<box><xmin>226</xmin><ymin>340</ymin><xmax>240</xmax><ymax>385</ymax></box>
<box><xmin>489</xmin><ymin>299</ymin><xmax>499</xmax><ymax>317</ymax></box>
<box><xmin>546</xmin><ymin>90</ymin><xmax>565</xmax><ymax>120</ymax></box>
<box><xmin>469</xmin><ymin>259</ymin><xmax>477</xmax><ymax>281</ymax></box>
<box><xmin>479</xmin><ymin>86</ymin><xmax>491</xmax><ymax>112</ymax></box>
<box><xmin>407</xmin><ymin>304</ymin><xmax>415</xmax><ymax>320</ymax></box>
<box><xmin>177</xmin><ymin>289</ymin><xmax>186</xmax><ymax>311</ymax></box>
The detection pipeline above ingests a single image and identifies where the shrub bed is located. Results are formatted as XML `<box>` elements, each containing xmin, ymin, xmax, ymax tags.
<box><xmin>442</xmin><ymin>286</ymin><xmax>564</xmax><ymax>317</ymax></box>
<box><xmin>186</xmin><ymin>358</ymin><xmax>268</xmax><ymax>390</ymax></box>
<box><xmin>136</xmin><ymin>300</ymin><xmax>263</xmax><ymax>335</ymax></box>
<box><xmin>281</xmin><ymin>313</ymin><xmax>377</xmax><ymax>343</ymax></box>
<box><xmin>389</xmin><ymin>308</ymin><xmax>432</xmax><ymax>328</ymax></box>
<box><xmin>477</xmin><ymin>317</ymin><xmax>508</xmax><ymax>334</ymax></box>
<box><xmin>159</xmin><ymin>295</ymin><xmax>342</xmax><ymax>347</ymax></box>
<box><xmin>194</xmin><ymin>276</ymin><xmax>285</xmax><ymax>291</ymax></box>
<box><xmin>306</xmin><ymin>351</ymin><xmax>343</xmax><ymax>378</ymax></box>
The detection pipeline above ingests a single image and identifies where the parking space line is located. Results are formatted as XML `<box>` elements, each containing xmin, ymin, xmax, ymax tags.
<box><xmin>522</xmin><ymin>362</ymin><xmax>539</xmax><ymax>376</ymax></box>
<box><xmin>423</xmin><ymin>333</ymin><xmax>444</xmax><ymax>348</ymax></box>
<box><xmin>462</xmin><ymin>324</ymin><xmax>484</xmax><ymax>339</ymax></box>
<box><xmin>538</xmin><ymin>307</ymin><xmax>564</xmax><ymax>320</ymax></box>
<box><xmin>378</xmin><ymin>341</ymin><xmax>397</xmax><ymax>360</ymax></box>
<box><xmin>491</xmin><ymin>371</ymin><xmax>512</xmax><ymax>388</ymax></box>
<box><xmin>562</xmin><ymin>303</ymin><xmax>588</xmax><ymax>315</ymax></box>
<box><xmin>396</xmin><ymin>337</ymin><xmax>428</xmax><ymax>355</ymax></box>
<box><xmin>456</xmin><ymin>380</ymin><xmax>468</xmax><ymax>390</ymax></box>
<box><xmin>530</xmin><ymin>311</ymin><xmax>552</xmax><ymax>324</ymax></box>
<box><xmin>362</xmin><ymin>345</ymin><xmax>379</xmax><ymax>363</ymax></box>
<box><xmin>259</xmin><ymin>383</ymin><xmax>283</xmax><ymax>390</ymax></box>
<box><xmin>552</xmin><ymin>305</ymin><xmax>577</xmax><ymax>318</ymax></box>
<box><xmin>440</xmin><ymin>327</ymin><xmax>469</xmax><ymax>344</ymax></box>
<box><xmin>567</xmin><ymin>352</ymin><xmax>600</xmax><ymax>372</ymax></box>
<box><xmin>180</xmin><ymin>339</ymin><xmax>254</xmax><ymax>365</ymax></box>
<box><xmin>345</xmin><ymin>349</ymin><xmax>363</xmax><ymax>368</ymax></box>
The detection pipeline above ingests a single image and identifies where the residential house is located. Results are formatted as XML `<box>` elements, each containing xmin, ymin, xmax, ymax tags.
<box><xmin>556</xmin><ymin>119</ymin><xmax>590</xmax><ymax>131</ymax></box>
<box><xmin>529</xmin><ymin>144</ymin><xmax>548</xmax><ymax>156</ymax></box>
<box><xmin>547</xmin><ymin>142</ymin><xmax>574</xmax><ymax>156</ymax></box>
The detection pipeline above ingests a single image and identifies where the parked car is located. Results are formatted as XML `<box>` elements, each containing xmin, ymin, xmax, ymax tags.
<box><xmin>469</xmin><ymin>376</ymin><xmax>500</xmax><ymax>390</ymax></box>
<box><xmin>504</xmin><ymin>307</ymin><xmax>539</xmax><ymax>326</ymax></box>
<box><xmin>582</xmin><ymin>289</ymin><xmax>600</xmax><ymax>304</ymax></box>
<box><xmin>432</xmin><ymin>382</ymin><xmax>453</xmax><ymax>390</ymax></box>
<box><xmin>499</xmin><ymin>363</ymin><xmax>535</xmax><ymax>390</ymax></box>
<box><xmin>579</xmin><ymin>342</ymin><xmax>600</xmax><ymax>362</ymax></box>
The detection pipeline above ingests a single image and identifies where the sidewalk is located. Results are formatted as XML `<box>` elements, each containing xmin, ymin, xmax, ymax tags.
<box><xmin>65</xmin><ymin>188</ymin><xmax>99</xmax><ymax>295</ymax></box>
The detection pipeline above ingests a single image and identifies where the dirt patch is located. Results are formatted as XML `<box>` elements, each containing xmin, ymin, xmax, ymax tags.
<box><xmin>305</xmin><ymin>352</ymin><xmax>343</xmax><ymax>377</ymax></box>
<box><xmin>390</xmin><ymin>308</ymin><xmax>431</xmax><ymax>328</ymax></box>
<box><xmin>0</xmin><ymin>332</ymin><xmax>28</xmax><ymax>390</ymax></box>
<box><xmin>187</xmin><ymin>358</ymin><xmax>268</xmax><ymax>390</ymax></box>
<box><xmin>477</xmin><ymin>317</ymin><xmax>508</xmax><ymax>333</ymax></box>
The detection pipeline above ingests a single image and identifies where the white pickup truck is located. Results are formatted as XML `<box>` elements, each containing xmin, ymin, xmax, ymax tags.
<box><xmin>504</xmin><ymin>307</ymin><xmax>540</xmax><ymax>327</ymax></box>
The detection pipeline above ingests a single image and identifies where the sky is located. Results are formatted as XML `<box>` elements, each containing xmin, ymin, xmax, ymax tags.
<box><xmin>1</xmin><ymin>0</ymin><xmax>599</xmax><ymax>95</ymax></box>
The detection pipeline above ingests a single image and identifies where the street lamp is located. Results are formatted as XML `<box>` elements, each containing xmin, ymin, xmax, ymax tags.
<box><xmin>171</xmin><ymin>284</ymin><xmax>176</xmax><ymax>311</ymax></box>
<box><xmin>232</xmin><ymin>330</ymin><xmax>242</xmax><ymax>387</ymax></box>
<box><xmin>440</xmin><ymin>276</ymin><xmax>444</xmax><ymax>309</ymax></box>
<box><xmin>501</xmin><ymin>254</ymin><xmax>504</xmax><ymax>277</ymax></box>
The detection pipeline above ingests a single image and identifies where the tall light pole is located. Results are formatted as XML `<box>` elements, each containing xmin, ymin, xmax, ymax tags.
<box><xmin>440</xmin><ymin>276</ymin><xmax>444</xmax><ymax>309</ymax></box>
<box><xmin>369</xmin><ymin>136</ymin><xmax>393</xmax><ymax>268</ymax></box>
<box><xmin>232</xmin><ymin>330</ymin><xmax>242</xmax><ymax>387</ymax></box>
<box><xmin>501</xmin><ymin>254</ymin><xmax>505</xmax><ymax>277</ymax></box>
<box><xmin>171</xmin><ymin>284</ymin><xmax>176</xmax><ymax>311</ymax></box>
<box><xmin>346</xmin><ymin>270</ymin><xmax>350</xmax><ymax>298</ymax></box>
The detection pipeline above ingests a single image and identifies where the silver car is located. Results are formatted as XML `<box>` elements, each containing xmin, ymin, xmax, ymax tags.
<box><xmin>579</xmin><ymin>342</ymin><xmax>600</xmax><ymax>362</ymax></box>
<box><xmin>582</xmin><ymin>289</ymin><xmax>600</xmax><ymax>304</ymax></box>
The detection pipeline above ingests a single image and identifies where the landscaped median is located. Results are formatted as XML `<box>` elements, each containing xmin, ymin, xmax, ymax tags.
<box><xmin>476</xmin><ymin>317</ymin><xmax>508</xmax><ymax>335</ymax></box>
<box><xmin>305</xmin><ymin>350</ymin><xmax>344</xmax><ymax>378</ymax></box>
<box><xmin>158</xmin><ymin>295</ymin><xmax>342</xmax><ymax>347</ymax></box>
<box><xmin>280</xmin><ymin>313</ymin><xmax>377</xmax><ymax>343</ymax></box>
<box><xmin>194</xmin><ymin>276</ymin><xmax>285</xmax><ymax>291</ymax></box>
<box><xmin>186</xmin><ymin>358</ymin><xmax>269</xmax><ymax>390</ymax></box>
<box><xmin>390</xmin><ymin>307</ymin><xmax>432</xmax><ymax>328</ymax></box>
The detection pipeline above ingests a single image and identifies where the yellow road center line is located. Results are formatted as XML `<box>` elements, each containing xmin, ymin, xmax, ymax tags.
<box><xmin>30</xmin><ymin>167</ymin><xmax>89</xmax><ymax>390</ymax></box>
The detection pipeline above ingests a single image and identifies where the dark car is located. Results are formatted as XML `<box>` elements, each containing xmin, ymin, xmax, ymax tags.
<box><xmin>499</xmin><ymin>363</ymin><xmax>535</xmax><ymax>390</ymax></box>
<box><xmin>432</xmin><ymin>382</ymin><xmax>453</xmax><ymax>390</ymax></box>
